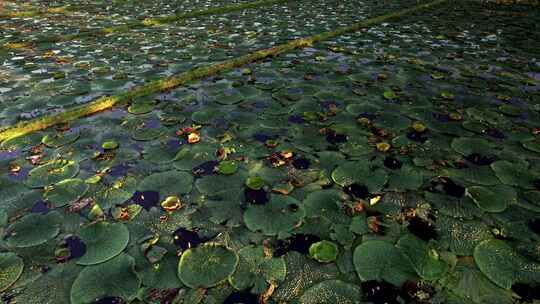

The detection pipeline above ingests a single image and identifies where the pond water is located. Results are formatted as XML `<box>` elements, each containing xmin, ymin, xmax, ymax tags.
<box><xmin>0</xmin><ymin>0</ymin><xmax>539</xmax><ymax>303</ymax></box>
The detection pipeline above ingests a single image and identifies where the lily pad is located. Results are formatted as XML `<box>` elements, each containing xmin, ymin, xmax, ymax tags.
<box><xmin>44</xmin><ymin>178</ymin><xmax>89</xmax><ymax>208</ymax></box>
<box><xmin>244</xmin><ymin>195</ymin><xmax>305</xmax><ymax>236</ymax></box>
<box><xmin>178</xmin><ymin>244</ymin><xmax>238</xmax><ymax>288</ymax></box>
<box><xmin>217</xmin><ymin>161</ymin><xmax>238</xmax><ymax>175</ymax></box>
<box><xmin>308</xmin><ymin>240</ymin><xmax>339</xmax><ymax>263</ymax></box>
<box><xmin>229</xmin><ymin>245</ymin><xmax>286</xmax><ymax>294</ymax></box>
<box><xmin>299</xmin><ymin>280</ymin><xmax>361</xmax><ymax>304</ymax></box>
<box><xmin>77</xmin><ymin>222</ymin><xmax>130</xmax><ymax>265</ymax></box>
<box><xmin>6</xmin><ymin>211</ymin><xmax>62</xmax><ymax>248</ymax></box>
<box><xmin>332</xmin><ymin>161</ymin><xmax>388</xmax><ymax>192</ymax></box>
<box><xmin>466</xmin><ymin>185</ymin><xmax>516</xmax><ymax>213</ymax></box>
<box><xmin>0</xmin><ymin>253</ymin><xmax>24</xmax><ymax>292</ymax></box>
<box><xmin>42</xmin><ymin>130</ymin><xmax>80</xmax><ymax>148</ymax></box>
<box><xmin>70</xmin><ymin>254</ymin><xmax>140</xmax><ymax>304</ymax></box>
<box><xmin>353</xmin><ymin>240</ymin><xmax>415</xmax><ymax>286</ymax></box>
<box><xmin>138</xmin><ymin>170</ymin><xmax>193</xmax><ymax>197</ymax></box>
<box><xmin>397</xmin><ymin>234</ymin><xmax>448</xmax><ymax>281</ymax></box>
<box><xmin>25</xmin><ymin>160</ymin><xmax>80</xmax><ymax>188</ymax></box>
<box><xmin>491</xmin><ymin>161</ymin><xmax>536</xmax><ymax>189</ymax></box>
<box><xmin>474</xmin><ymin>239</ymin><xmax>540</xmax><ymax>289</ymax></box>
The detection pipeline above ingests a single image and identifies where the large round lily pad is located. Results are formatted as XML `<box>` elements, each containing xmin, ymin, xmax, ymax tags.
<box><xmin>303</xmin><ymin>190</ymin><xmax>347</xmax><ymax>224</ymax></box>
<box><xmin>77</xmin><ymin>222</ymin><xmax>130</xmax><ymax>265</ymax></box>
<box><xmin>396</xmin><ymin>234</ymin><xmax>448</xmax><ymax>281</ymax></box>
<box><xmin>0</xmin><ymin>252</ymin><xmax>24</xmax><ymax>292</ymax></box>
<box><xmin>244</xmin><ymin>195</ymin><xmax>305</xmax><ymax>236</ymax></box>
<box><xmin>25</xmin><ymin>160</ymin><xmax>80</xmax><ymax>188</ymax></box>
<box><xmin>491</xmin><ymin>161</ymin><xmax>536</xmax><ymax>189</ymax></box>
<box><xmin>474</xmin><ymin>239</ymin><xmax>540</xmax><ymax>289</ymax></box>
<box><xmin>438</xmin><ymin>215</ymin><xmax>492</xmax><ymax>256</ymax></box>
<box><xmin>70</xmin><ymin>254</ymin><xmax>140</xmax><ymax>304</ymax></box>
<box><xmin>332</xmin><ymin>161</ymin><xmax>388</xmax><ymax>192</ymax></box>
<box><xmin>44</xmin><ymin>178</ymin><xmax>89</xmax><ymax>208</ymax></box>
<box><xmin>138</xmin><ymin>170</ymin><xmax>193</xmax><ymax>197</ymax></box>
<box><xmin>353</xmin><ymin>240</ymin><xmax>415</xmax><ymax>286</ymax></box>
<box><xmin>178</xmin><ymin>244</ymin><xmax>238</xmax><ymax>288</ymax></box>
<box><xmin>465</xmin><ymin>185</ymin><xmax>516</xmax><ymax>213</ymax></box>
<box><xmin>6</xmin><ymin>211</ymin><xmax>62</xmax><ymax>248</ymax></box>
<box><xmin>451</xmin><ymin>137</ymin><xmax>495</xmax><ymax>156</ymax></box>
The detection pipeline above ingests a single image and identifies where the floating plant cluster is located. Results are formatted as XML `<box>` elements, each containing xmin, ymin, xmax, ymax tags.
<box><xmin>0</xmin><ymin>0</ymin><xmax>540</xmax><ymax>303</ymax></box>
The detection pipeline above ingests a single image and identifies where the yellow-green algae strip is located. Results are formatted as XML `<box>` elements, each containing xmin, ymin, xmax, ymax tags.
<box><xmin>7</xmin><ymin>0</ymin><xmax>294</xmax><ymax>45</ymax></box>
<box><xmin>0</xmin><ymin>4</ymin><xmax>75</xmax><ymax>18</ymax></box>
<box><xmin>0</xmin><ymin>0</ymin><xmax>449</xmax><ymax>143</ymax></box>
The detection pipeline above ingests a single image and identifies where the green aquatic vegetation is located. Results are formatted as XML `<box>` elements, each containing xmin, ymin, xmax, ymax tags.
<box><xmin>24</xmin><ymin>160</ymin><xmax>80</xmax><ymax>188</ymax></box>
<box><xmin>309</xmin><ymin>240</ymin><xmax>339</xmax><ymax>263</ymax></box>
<box><xmin>76</xmin><ymin>222</ymin><xmax>130</xmax><ymax>265</ymax></box>
<box><xmin>229</xmin><ymin>245</ymin><xmax>286</xmax><ymax>293</ymax></box>
<box><xmin>1</xmin><ymin>0</ymin><xmax>540</xmax><ymax>302</ymax></box>
<box><xmin>0</xmin><ymin>0</ymin><xmax>448</xmax><ymax>143</ymax></box>
<box><xmin>70</xmin><ymin>254</ymin><xmax>140</xmax><ymax>304</ymax></box>
<box><xmin>6</xmin><ymin>211</ymin><xmax>62</xmax><ymax>248</ymax></box>
<box><xmin>0</xmin><ymin>253</ymin><xmax>24</xmax><ymax>292</ymax></box>
<box><xmin>178</xmin><ymin>244</ymin><xmax>238</xmax><ymax>288</ymax></box>
<box><xmin>43</xmin><ymin>178</ymin><xmax>89</xmax><ymax>208</ymax></box>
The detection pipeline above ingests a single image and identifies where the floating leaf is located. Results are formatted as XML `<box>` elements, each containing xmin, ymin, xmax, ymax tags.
<box><xmin>353</xmin><ymin>240</ymin><xmax>415</xmax><ymax>286</ymax></box>
<box><xmin>229</xmin><ymin>245</ymin><xmax>286</xmax><ymax>294</ymax></box>
<box><xmin>42</xmin><ymin>130</ymin><xmax>80</xmax><ymax>148</ymax></box>
<box><xmin>218</xmin><ymin>161</ymin><xmax>238</xmax><ymax>175</ymax></box>
<box><xmin>466</xmin><ymin>185</ymin><xmax>516</xmax><ymax>213</ymax></box>
<box><xmin>6</xmin><ymin>211</ymin><xmax>62</xmax><ymax>248</ymax></box>
<box><xmin>0</xmin><ymin>252</ymin><xmax>24</xmax><ymax>292</ymax></box>
<box><xmin>397</xmin><ymin>234</ymin><xmax>448</xmax><ymax>281</ymax></box>
<box><xmin>244</xmin><ymin>195</ymin><xmax>305</xmax><ymax>236</ymax></box>
<box><xmin>138</xmin><ymin>170</ymin><xmax>193</xmax><ymax>197</ymax></box>
<box><xmin>25</xmin><ymin>160</ymin><xmax>79</xmax><ymax>188</ymax></box>
<box><xmin>474</xmin><ymin>239</ymin><xmax>540</xmax><ymax>289</ymax></box>
<box><xmin>332</xmin><ymin>161</ymin><xmax>388</xmax><ymax>192</ymax></box>
<box><xmin>44</xmin><ymin>178</ymin><xmax>89</xmax><ymax>208</ymax></box>
<box><xmin>77</xmin><ymin>222</ymin><xmax>130</xmax><ymax>265</ymax></box>
<box><xmin>71</xmin><ymin>254</ymin><xmax>140</xmax><ymax>304</ymax></box>
<box><xmin>309</xmin><ymin>240</ymin><xmax>339</xmax><ymax>263</ymax></box>
<box><xmin>491</xmin><ymin>161</ymin><xmax>536</xmax><ymax>189</ymax></box>
<box><xmin>178</xmin><ymin>244</ymin><xmax>238</xmax><ymax>288</ymax></box>
<box><xmin>438</xmin><ymin>215</ymin><xmax>492</xmax><ymax>256</ymax></box>
<box><xmin>299</xmin><ymin>280</ymin><xmax>361</xmax><ymax>304</ymax></box>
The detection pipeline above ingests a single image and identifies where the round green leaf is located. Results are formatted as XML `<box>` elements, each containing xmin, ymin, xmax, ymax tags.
<box><xmin>474</xmin><ymin>239</ymin><xmax>539</xmax><ymax>289</ymax></box>
<box><xmin>71</xmin><ymin>254</ymin><xmax>140</xmax><ymax>304</ymax></box>
<box><xmin>244</xmin><ymin>195</ymin><xmax>305</xmax><ymax>236</ymax></box>
<box><xmin>331</xmin><ymin>161</ymin><xmax>388</xmax><ymax>192</ymax></box>
<box><xmin>42</xmin><ymin>130</ymin><xmax>80</xmax><ymax>148</ymax></box>
<box><xmin>451</xmin><ymin>137</ymin><xmax>495</xmax><ymax>157</ymax></box>
<box><xmin>491</xmin><ymin>161</ymin><xmax>536</xmax><ymax>189</ymax></box>
<box><xmin>77</xmin><ymin>222</ymin><xmax>130</xmax><ymax>265</ymax></box>
<box><xmin>102</xmin><ymin>140</ymin><xmax>119</xmax><ymax>150</ymax></box>
<box><xmin>309</xmin><ymin>240</ymin><xmax>339</xmax><ymax>263</ymax></box>
<box><xmin>178</xmin><ymin>244</ymin><xmax>238</xmax><ymax>288</ymax></box>
<box><xmin>353</xmin><ymin>240</ymin><xmax>415</xmax><ymax>286</ymax></box>
<box><xmin>138</xmin><ymin>170</ymin><xmax>193</xmax><ymax>197</ymax></box>
<box><xmin>0</xmin><ymin>252</ymin><xmax>24</xmax><ymax>292</ymax></box>
<box><xmin>466</xmin><ymin>185</ymin><xmax>516</xmax><ymax>213</ymax></box>
<box><xmin>6</xmin><ymin>211</ymin><xmax>62</xmax><ymax>248</ymax></box>
<box><xmin>217</xmin><ymin>161</ymin><xmax>238</xmax><ymax>175</ymax></box>
<box><xmin>44</xmin><ymin>178</ymin><xmax>89</xmax><ymax>208</ymax></box>
<box><xmin>229</xmin><ymin>245</ymin><xmax>286</xmax><ymax>294</ymax></box>
<box><xmin>25</xmin><ymin>160</ymin><xmax>80</xmax><ymax>188</ymax></box>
